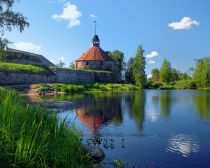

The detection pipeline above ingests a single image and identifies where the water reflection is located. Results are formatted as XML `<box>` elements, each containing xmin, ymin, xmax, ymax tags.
<box><xmin>160</xmin><ymin>90</ymin><xmax>172</xmax><ymax>119</ymax></box>
<box><xmin>76</xmin><ymin>93</ymin><xmax>123</xmax><ymax>133</ymax></box>
<box><xmin>166</xmin><ymin>134</ymin><xmax>200</xmax><ymax>157</ymax></box>
<box><xmin>193</xmin><ymin>95</ymin><xmax>210</xmax><ymax>121</ymax></box>
<box><xmin>124</xmin><ymin>91</ymin><xmax>145</xmax><ymax>132</ymax></box>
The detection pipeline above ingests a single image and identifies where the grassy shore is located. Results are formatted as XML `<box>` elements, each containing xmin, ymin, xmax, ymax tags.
<box><xmin>0</xmin><ymin>87</ymin><xmax>92</xmax><ymax>167</ymax></box>
<box><xmin>35</xmin><ymin>83</ymin><xmax>140</xmax><ymax>94</ymax></box>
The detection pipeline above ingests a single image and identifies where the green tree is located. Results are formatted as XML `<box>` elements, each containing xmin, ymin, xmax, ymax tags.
<box><xmin>125</xmin><ymin>57</ymin><xmax>135</xmax><ymax>82</ymax></box>
<box><xmin>151</xmin><ymin>68</ymin><xmax>160</xmax><ymax>82</ymax></box>
<box><xmin>160</xmin><ymin>59</ymin><xmax>173</xmax><ymax>84</ymax></box>
<box><xmin>0</xmin><ymin>0</ymin><xmax>29</xmax><ymax>49</ymax></box>
<box><xmin>109</xmin><ymin>50</ymin><xmax>125</xmax><ymax>72</ymax></box>
<box><xmin>193</xmin><ymin>58</ymin><xmax>210</xmax><ymax>88</ymax></box>
<box><xmin>131</xmin><ymin>46</ymin><xmax>146</xmax><ymax>87</ymax></box>
<box><xmin>69</xmin><ymin>61</ymin><xmax>75</xmax><ymax>69</ymax></box>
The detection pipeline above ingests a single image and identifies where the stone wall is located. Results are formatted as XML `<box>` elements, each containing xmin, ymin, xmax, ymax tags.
<box><xmin>0</xmin><ymin>68</ymin><xmax>121</xmax><ymax>85</ymax></box>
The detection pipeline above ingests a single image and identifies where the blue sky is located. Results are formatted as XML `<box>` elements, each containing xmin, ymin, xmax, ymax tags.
<box><xmin>4</xmin><ymin>0</ymin><xmax>210</xmax><ymax>75</ymax></box>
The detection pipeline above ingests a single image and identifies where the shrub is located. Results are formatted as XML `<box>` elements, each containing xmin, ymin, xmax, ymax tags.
<box><xmin>175</xmin><ymin>80</ymin><xmax>197</xmax><ymax>89</ymax></box>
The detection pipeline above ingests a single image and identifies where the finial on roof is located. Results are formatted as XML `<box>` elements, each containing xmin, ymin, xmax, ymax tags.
<box><xmin>94</xmin><ymin>21</ymin><xmax>97</xmax><ymax>35</ymax></box>
<box><xmin>92</xmin><ymin>21</ymin><xmax>100</xmax><ymax>47</ymax></box>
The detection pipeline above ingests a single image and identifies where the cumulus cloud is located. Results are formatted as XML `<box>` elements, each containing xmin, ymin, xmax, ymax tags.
<box><xmin>146</xmin><ymin>51</ymin><xmax>159</xmax><ymax>59</ymax></box>
<box><xmin>168</xmin><ymin>17</ymin><xmax>199</xmax><ymax>30</ymax></box>
<box><xmin>59</xmin><ymin>57</ymin><xmax>65</xmax><ymax>62</ymax></box>
<box><xmin>149</xmin><ymin>60</ymin><xmax>155</xmax><ymax>64</ymax></box>
<box><xmin>90</xmin><ymin>14</ymin><xmax>97</xmax><ymax>19</ymax></box>
<box><xmin>52</xmin><ymin>2</ymin><xmax>82</xmax><ymax>28</ymax></box>
<box><xmin>13</xmin><ymin>41</ymin><xmax>41</xmax><ymax>53</ymax></box>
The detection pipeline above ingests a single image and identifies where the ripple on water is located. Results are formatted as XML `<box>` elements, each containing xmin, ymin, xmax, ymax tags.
<box><xmin>166</xmin><ymin>134</ymin><xmax>200</xmax><ymax>157</ymax></box>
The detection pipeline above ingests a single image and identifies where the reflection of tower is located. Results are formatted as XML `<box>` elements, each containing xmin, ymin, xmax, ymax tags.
<box><xmin>75</xmin><ymin>94</ymin><xmax>123</xmax><ymax>133</ymax></box>
<box><xmin>76</xmin><ymin>107</ymin><xmax>104</xmax><ymax>133</ymax></box>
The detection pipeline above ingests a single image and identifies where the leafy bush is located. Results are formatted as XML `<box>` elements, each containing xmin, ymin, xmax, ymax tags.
<box><xmin>175</xmin><ymin>80</ymin><xmax>197</xmax><ymax>89</ymax></box>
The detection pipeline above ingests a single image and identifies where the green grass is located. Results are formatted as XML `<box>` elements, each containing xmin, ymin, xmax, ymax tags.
<box><xmin>36</xmin><ymin>83</ymin><xmax>140</xmax><ymax>94</ymax></box>
<box><xmin>0</xmin><ymin>49</ymin><xmax>41</xmax><ymax>63</ymax></box>
<box><xmin>0</xmin><ymin>62</ymin><xmax>52</xmax><ymax>75</ymax></box>
<box><xmin>0</xmin><ymin>87</ymin><xmax>92</xmax><ymax>167</ymax></box>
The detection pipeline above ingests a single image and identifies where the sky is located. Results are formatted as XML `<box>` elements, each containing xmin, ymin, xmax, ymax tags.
<box><xmin>4</xmin><ymin>0</ymin><xmax>210</xmax><ymax>75</ymax></box>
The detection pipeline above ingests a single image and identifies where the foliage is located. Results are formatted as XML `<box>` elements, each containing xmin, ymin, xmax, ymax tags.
<box><xmin>160</xmin><ymin>59</ymin><xmax>173</xmax><ymax>84</ymax></box>
<box><xmin>36</xmin><ymin>83</ymin><xmax>140</xmax><ymax>94</ymax></box>
<box><xmin>131</xmin><ymin>46</ymin><xmax>146</xmax><ymax>87</ymax></box>
<box><xmin>69</xmin><ymin>60</ymin><xmax>75</xmax><ymax>69</ymax></box>
<box><xmin>0</xmin><ymin>49</ymin><xmax>6</xmax><ymax>61</ymax></box>
<box><xmin>151</xmin><ymin>68</ymin><xmax>160</xmax><ymax>82</ymax></box>
<box><xmin>0</xmin><ymin>87</ymin><xmax>92</xmax><ymax>167</ymax></box>
<box><xmin>56</xmin><ymin>60</ymin><xmax>65</xmax><ymax>68</ymax></box>
<box><xmin>109</xmin><ymin>50</ymin><xmax>125</xmax><ymax>72</ymax></box>
<box><xmin>125</xmin><ymin>57</ymin><xmax>135</xmax><ymax>83</ymax></box>
<box><xmin>0</xmin><ymin>0</ymin><xmax>29</xmax><ymax>49</ymax></box>
<box><xmin>0</xmin><ymin>62</ymin><xmax>51</xmax><ymax>75</ymax></box>
<box><xmin>175</xmin><ymin>79</ymin><xmax>197</xmax><ymax>89</ymax></box>
<box><xmin>193</xmin><ymin>58</ymin><xmax>210</xmax><ymax>88</ymax></box>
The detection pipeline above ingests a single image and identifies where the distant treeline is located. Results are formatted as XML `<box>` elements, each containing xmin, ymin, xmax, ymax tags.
<box><xmin>108</xmin><ymin>46</ymin><xmax>210</xmax><ymax>89</ymax></box>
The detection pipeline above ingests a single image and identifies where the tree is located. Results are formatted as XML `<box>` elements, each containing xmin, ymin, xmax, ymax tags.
<box><xmin>126</xmin><ymin>57</ymin><xmax>135</xmax><ymax>82</ymax></box>
<box><xmin>108</xmin><ymin>50</ymin><xmax>125</xmax><ymax>72</ymax></box>
<box><xmin>193</xmin><ymin>58</ymin><xmax>210</xmax><ymax>88</ymax></box>
<box><xmin>160</xmin><ymin>59</ymin><xmax>173</xmax><ymax>84</ymax></box>
<box><xmin>56</xmin><ymin>60</ymin><xmax>65</xmax><ymax>68</ymax></box>
<box><xmin>151</xmin><ymin>68</ymin><xmax>160</xmax><ymax>82</ymax></box>
<box><xmin>69</xmin><ymin>61</ymin><xmax>75</xmax><ymax>69</ymax></box>
<box><xmin>132</xmin><ymin>46</ymin><xmax>146</xmax><ymax>87</ymax></box>
<box><xmin>0</xmin><ymin>0</ymin><xmax>29</xmax><ymax>49</ymax></box>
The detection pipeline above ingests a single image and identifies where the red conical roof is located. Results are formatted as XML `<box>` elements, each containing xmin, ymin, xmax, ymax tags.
<box><xmin>76</xmin><ymin>46</ymin><xmax>113</xmax><ymax>61</ymax></box>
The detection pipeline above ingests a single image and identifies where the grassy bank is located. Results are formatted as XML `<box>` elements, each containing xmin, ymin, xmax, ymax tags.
<box><xmin>36</xmin><ymin>83</ymin><xmax>140</xmax><ymax>94</ymax></box>
<box><xmin>0</xmin><ymin>62</ymin><xmax>52</xmax><ymax>75</ymax></box>
<box><xmin>0</xmin><ymin>87</ymin><xmax>91</xmax><ymax>167</ymax></box>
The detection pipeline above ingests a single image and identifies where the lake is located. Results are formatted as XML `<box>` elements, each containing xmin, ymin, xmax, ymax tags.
<box><xmin>53</xmin><ymin>90</ymin><xmax>210</xmax><ymax>168</ymax></box>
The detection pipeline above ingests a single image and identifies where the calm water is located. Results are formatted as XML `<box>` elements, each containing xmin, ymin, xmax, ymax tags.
<box><xmin>55</xmin><ymin>90</ymin><xmax>210</xmax><ymax>168</ymax></box>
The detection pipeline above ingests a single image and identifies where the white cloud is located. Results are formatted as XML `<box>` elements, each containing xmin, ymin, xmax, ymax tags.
<box><xmin>13</xmin><ymin>41</ymin><xmax>41</xmax><ymax>53</ymax></box>
<box><xmin>90</xmin><ymin>14</ymin><xmax>97</xmax><ymax>19</ymax></box>
<box><xmin>146</xmin><ymin>51</ymin><xmax>159</xmax><ymax>59</ymax></box>
<box><xmin>149</xmin><ymin>60</ymin><xmax>155</xmax><ymax>64</ymax></box>
<box><xmin>59</xmin><ymin>57</ymin><xmax>65</xmax><ymax>62</ymax></box>
<box><xmin>168</xmin><ymin>17</ymin><xmax>199</xmax><ymax>30</ymax></box>
<box><xmin>52</xmin><ymin>2</ymin><xmax>82</xmax><ymax>28</ymax></box>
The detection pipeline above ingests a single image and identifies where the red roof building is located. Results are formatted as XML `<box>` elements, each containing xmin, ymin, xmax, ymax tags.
<box><xmin>75</xmin><ymin>34</ymin><xmax>113</xmax><ymax>71</ymax></box>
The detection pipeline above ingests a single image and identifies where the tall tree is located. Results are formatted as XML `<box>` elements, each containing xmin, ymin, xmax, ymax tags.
<box><xmin>193</xmin><ymin>58</ymin><xmax>210</xmax><ymax>88</ymax></box>
<box><xmin>132</xmin><ymin>46</ymin><xmax>146</xmax><ymax>87</ymax></box>
<box><xmin>160</xmin><ymin>59</ymin><xmax>172</xmax><ymax>84</ymax></box>
<box><xmin>0</xmin><ymin>0</ymin><xmax>29</xmax><ymax>49</ymax></box>
<box><xmin>151</xmin><ymin>68</ymin><xmax>160</xmax><ymax>82</ymax></box>
<box><xmin>108</xmin><ymin>50</ymin><xmax>125</xmax><ymax>72</ymax></box>
<box><xmin>125</xmin><ymin>57</ymin><xmax>134</xmax><ymax>82</ymax></box>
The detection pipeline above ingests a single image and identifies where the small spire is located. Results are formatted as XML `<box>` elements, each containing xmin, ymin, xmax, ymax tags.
<box><xmin>94</xmin><ymin>21</ymin><xmax>97</xmax><ymax>35</ymax></box>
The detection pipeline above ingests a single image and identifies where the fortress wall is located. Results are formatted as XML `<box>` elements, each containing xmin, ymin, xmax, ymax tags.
<box><xmin>0</xmin><ymin>68</ymin><xmax>121</xmax><ymax>85</ymax></box>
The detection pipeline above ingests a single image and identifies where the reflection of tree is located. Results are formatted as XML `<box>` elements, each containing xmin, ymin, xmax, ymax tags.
<box><xmin>125</xmin><ymin>91</ymin><xmax>145</xmax><ymax>132</ymax></box>
<box><xmin>76</xmin><ymin>93</ymin><xmax>123</xmax><ymax>133</ymax></box>
<box><xmin>160</xmin><ymin>90</ymin><xmax>172</xmax><ymax>119</ymax></box>
<box><xmin>193</xmin><ymin>95</ymin><xmax>210</xmax><ymax>120</ymax></box>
